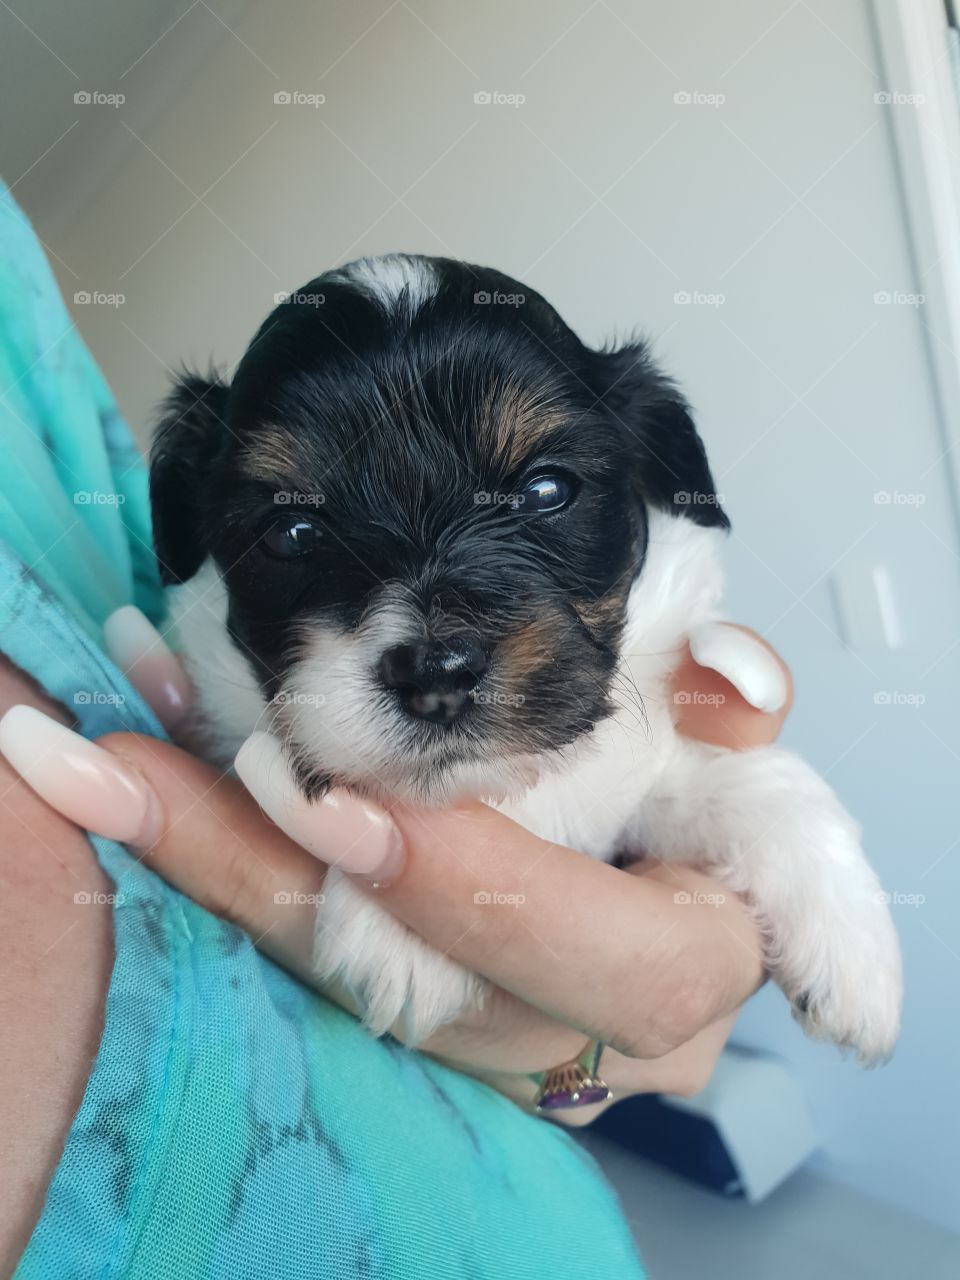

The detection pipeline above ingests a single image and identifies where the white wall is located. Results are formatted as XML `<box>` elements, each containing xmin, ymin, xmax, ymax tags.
<box><xmin>7</xmin><ymin>0</ymin><xmax>960</xmax><ymax>1233</ymax></box>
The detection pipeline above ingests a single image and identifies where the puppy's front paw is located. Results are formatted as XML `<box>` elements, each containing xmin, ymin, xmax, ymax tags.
<box><xmin>313</xmin><ymin>870</ymin><xmax>485</xmax><ymax>1043</ymax></box>
<box><xmin>783</xmin><ymin>884</ymin><xmax>902</xmax><ymax>1066</ymax></box>
<box><xmin>762</xmin><ymin>814</ymin><xmax>903</xmax><ymax>1066</ymax></box>
<box><xmin>656</xmin><ymin>745</ymin><xmax>904</xmax><ymax>1066</ymax></box>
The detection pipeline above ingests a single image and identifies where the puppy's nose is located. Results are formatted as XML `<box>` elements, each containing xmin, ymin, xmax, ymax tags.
<box><xmin>379</xmin><ymin>637</ymin><xmax>488</xmax><ymax>725</ymax></box>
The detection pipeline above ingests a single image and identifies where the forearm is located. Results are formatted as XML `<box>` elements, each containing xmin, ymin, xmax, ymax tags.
<box><xmin>0</xmin><ymin>660</ymin><xmax>114</xmax><ymax>1273</ymax></box>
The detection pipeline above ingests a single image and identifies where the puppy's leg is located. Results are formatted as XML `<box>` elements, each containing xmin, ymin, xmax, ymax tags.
<box><xmin>313</xmin><ymin>870</ymin><xmax>486</xmax><ymax>1043</ymax></box>
<box><xmin>637</xmin><ymin>743</ymin><xmax>902</xmax><ymax>1064</ymax></box>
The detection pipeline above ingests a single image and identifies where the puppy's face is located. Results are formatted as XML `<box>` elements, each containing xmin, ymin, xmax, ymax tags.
<box><xmin>152</xmin><ymin>255</ymin><xmax>726</xmax><ymax>802</ymax></box>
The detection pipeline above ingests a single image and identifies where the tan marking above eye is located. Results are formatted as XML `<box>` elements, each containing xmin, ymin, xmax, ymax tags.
<box><xmin>238</xmin><ymin>425</ymin><xmax>308</xmax><ymax>486</ymax></box>
<box><xmin>479</xmin><ymin>379</ymin><xmax>569</xmax><ymax>471</ymax></box>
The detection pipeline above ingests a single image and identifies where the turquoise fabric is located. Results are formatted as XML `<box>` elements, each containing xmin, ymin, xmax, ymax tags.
<box><xmin>0</xmin><ymin>189</ymin><xmax>645</xmax><ymax>1279</ymax></box>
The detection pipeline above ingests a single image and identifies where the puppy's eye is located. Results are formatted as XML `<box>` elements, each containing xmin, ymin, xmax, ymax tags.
<box><xmin>261</xmin><ymin>514</ymin><xmax>322</xmax><ymax>559</ymax></box>
<box><xmin>518</xmin><ymin>472</ymin><xmax>577</xmax><ymax>515</ymax></box>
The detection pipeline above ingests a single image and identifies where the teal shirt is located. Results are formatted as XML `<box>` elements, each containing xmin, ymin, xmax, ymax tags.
<box><xmin>0</xmin><ymin>189</ymin><xmax>644</xmax><ymax>1279</ymax></box>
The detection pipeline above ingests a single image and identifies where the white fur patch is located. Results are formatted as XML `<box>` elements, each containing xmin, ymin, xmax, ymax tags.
<box><xmin>327</xmin><ymin>253</ymin><xmax>437</xmax><ymax>316</ymax></box>
<box><xmin>165</xmin><ymin>562</ymin><xmax>271</xmax><ymax>766</ymax></box>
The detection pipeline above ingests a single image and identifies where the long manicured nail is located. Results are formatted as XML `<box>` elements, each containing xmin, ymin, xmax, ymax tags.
<box><xmin>103</xmin><ymin>605</ymin><xmax>192</xmax><ymax>731</ymax></box>
<box><xmin>235</xmin><ymin>731</ymin><xmax>404</xmax><ymax>883</ymax></box>
<box><xmin>0</xmin><ymin>704</ymin><xmax>162</xmax><ymax>844</ymax></box>
<box><xmin>688</xmin><ymin>622</ymin><xmax>788</xmax><ymax>713</ymax></box>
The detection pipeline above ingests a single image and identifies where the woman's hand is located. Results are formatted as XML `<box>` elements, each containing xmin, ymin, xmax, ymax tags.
<box><xmin>0</xmin><ymin>621</ymin><xmax>790</xmax><ymax>1123</ymax></box>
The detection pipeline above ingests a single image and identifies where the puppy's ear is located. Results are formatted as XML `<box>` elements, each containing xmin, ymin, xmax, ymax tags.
<box><xmin>150</xmin><ymin>371</ymin><xmax>230</xmax><ymax>584</ymax></box>
<box><xmin>590</xmin><ymin>340</ymin><xmax>729</xmax><ymax>529</ymax></box>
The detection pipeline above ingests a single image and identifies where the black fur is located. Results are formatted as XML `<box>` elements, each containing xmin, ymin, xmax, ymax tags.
<box><xmin>151</xmin><ymin>372</ymin><xmax>230</xmax><ymax>583</ymax></box>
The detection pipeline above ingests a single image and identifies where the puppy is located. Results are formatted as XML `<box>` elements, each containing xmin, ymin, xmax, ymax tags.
<box><xmin>151</xmin><ymin>253</ymin><xmax>901</xmax><ymax>1062</ymax></box>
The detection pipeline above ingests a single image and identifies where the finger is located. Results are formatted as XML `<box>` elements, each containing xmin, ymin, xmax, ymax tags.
<box><xmin>102</xmin><ymin>605</ymin><xmax>192</xmax><ymax>732</ymax></box>
<box><xmin>235</xmin><ymin>734</ymin><xmax>763</xmax><ymax>1058</ymax></box>
<box><xmin>386</xmin><ymin>807</ymin><xmax>761</xmax><ymax>1058</ymax></box>
<box><xmin>462</xmin><ymin>1012</ymin><xmax>737</xmax><ymax>1126</ymax></box>
<box><xmin>671</xmin><ymin>623</ymin><xmax>793</xmax><ymax>749</ymax></box>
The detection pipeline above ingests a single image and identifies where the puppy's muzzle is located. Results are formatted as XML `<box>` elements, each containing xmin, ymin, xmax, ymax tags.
<box><xmin>378</xmin><ymin>636</ymin><xmax>488</xmax><ymax>725</ymax></box>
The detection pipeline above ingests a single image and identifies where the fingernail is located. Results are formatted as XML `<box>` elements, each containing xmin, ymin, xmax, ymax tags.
<box><xmin>235</xmin><ymin>731</ymin><xmax>405</xmax><ymax>883</ymax></box>
<box><xmin>103</xmin><ymin>605</ymin><xmax>192</xmax><ymax>732</ymax></box>
<box><xmin>0</xmin><ymin>705</ymin><xmax>162</xmax><ymax>845</ymax></box>
<box><xmin>688</xmin><ymin>622</ymin><xmax>788</xmax><ymax>714</ymax></box>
